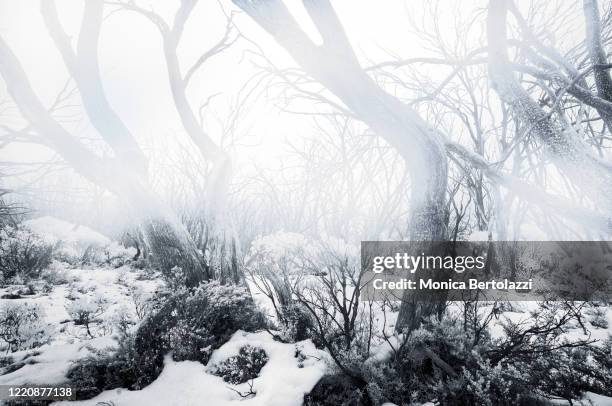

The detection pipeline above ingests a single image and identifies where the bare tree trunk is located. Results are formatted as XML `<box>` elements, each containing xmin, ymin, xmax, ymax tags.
<box><xmin>39</xmin><ymin>0</ymin><xmax>219</xmax><ymax>286</ymax></box>
<box><xmin>233</xmin><ymin>0</ymin><xmax>449</xmax><ymax>331</ymax></box>
<box><xmin>117</xmin><ymin>0</ymin><xmax>243</xmax><ymax>284</ymax></box>
<box><xmin>0</xmin><ymin>25</ymin><xmax>209</xmax><ymax>287</ymax></box>
<box><xmin>583</xmin><ymin>0</ymin><xmax>612</xmax><ymax>132</ymax></box>
<box><xmin>41</xmin><ymin>0</ymin><xmax>147</xmax><ymax>176</ymax></box>
<box><xmin>584</xmin><ymin>0</ymin><xmax>612</xmax><ymax>104</ymax></box>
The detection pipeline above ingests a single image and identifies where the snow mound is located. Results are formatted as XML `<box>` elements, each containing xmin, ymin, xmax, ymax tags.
<box><xmin>24</xmin><ymin>216</ymin><xmax>110</xmax><ymax>247</ymax></box>
<box><xmin>57</xmin><ymin>331</ymin><xmax>327</xmax><ymax>406</ymax></box>
<box><xmin>24</xmin><ymin>216</ymin><xmax>135</xmax><ymax>265</ymax></box>
<box><xmin>0</xmin><ymin>337</ymin><xmax>115</xmax><ymax>386</ymax></box>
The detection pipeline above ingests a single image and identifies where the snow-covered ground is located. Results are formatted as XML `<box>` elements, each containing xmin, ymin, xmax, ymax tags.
<box><xmin>54</xmin><ymin>331</ymin><xmax>327</xmax><ymax>406</ymax></box>
<box><xmin>0</xmin><ymin>337</ymin><xmax>115</xmax><ymax>387</ymax></box>
<box><xmin>0</xmin><ymin>218</ymin><xmax>610</xmax><ymax>405</ymax></box>
<box><xmin>0</xmin><ymin>265</ymin><xmax>328</xmax><ymax>406</ymax></box>
<box><xmin>0</xmin><ymin>266</ymin><xmax>158</xmax><ymax>387</ymax></box>
<box><xmin>0</xmin><ymin>266</ymin><xmax>160</xmax><ymax>344</ymax></box>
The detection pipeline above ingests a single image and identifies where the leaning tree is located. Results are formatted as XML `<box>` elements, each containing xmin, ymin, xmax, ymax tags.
<box><xmin>232</xmin><ymin>0</ymin><xmax>612</xmax><ymax>330</ymax></box>
<box><xmin>0</xmin><ymin>0</ymin><xmax>247</xmax><ymax>286</ymax></box>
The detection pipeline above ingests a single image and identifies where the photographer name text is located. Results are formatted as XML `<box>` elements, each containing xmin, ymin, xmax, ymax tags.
<box><xmin>372</xmin><ymin>278</ymin><xmax>533</xmax><ymax>291</ymax></box>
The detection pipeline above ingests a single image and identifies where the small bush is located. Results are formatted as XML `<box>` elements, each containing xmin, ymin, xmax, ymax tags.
<box><xmin>67</xmin><ymin>329</ymin><xmax>139</xmax><ymax>400</ymax></box>
<box><xmin>304</xmin><ymin>374</ymin><xmax>371</xmax><ymax>406</ymax></box>
<box><xmin>133</xmin><ymin>281</ymin><xmax>266</xmax><ymax>388</ymax></box>
<box><xmin>40</xmin><ymin>265</ymin><xmax>71</xmax><ymax>285</ymax></box>
<box><xmin>66</xmin><ymin>295</ymin><xmax>108</xmax><ymax>338</ymax></box>
<box><xmin>588</xmin><ymin>306</ymin><xmax>609</xmax><ymax>329</ymax></box>
<box><xmin>68</xmin><ymin>282</ymin><xmax>267</xmax><ymax>395</ymax></box>
<box><xmin>128</xmin><ymin>285</ymin><xmax>152</xmax><ymax>320</ymax></box>
<box><xmin>279</xmin><ymin>304</ymin><xmax>314</xmax><ymax>342</ymax></box>
<box><xmin>0</xmin><ymin>303</ymin><xmax>49</xmax><ymax>352</ymax></box>
<box><xmin>210</xmin><ymin>345</ymin><xmax>268</xmax><ymax>384</ymax></box>
<box><xmin>434</xmin><ymin>357</ymin><xmax>532</xmax><ymax>406</ymax></box>
<box><xmin>55</xmin><ymin>239</ymin><xmax>134</xmax><ymax>269</ymax></box>
<box><xmin>102</xmin><ymin>242</ymin><xmax>136</xmax><ymax>268</ymax></box>
<box><xmin>0</xmin><ymin>225</ymin><xmax>54</xmax><ymax>283</ymax></box>
<box><xmin>591</xmin><ymin>337</ymin><xmax>612</xmax><ymax>395</ymax></box>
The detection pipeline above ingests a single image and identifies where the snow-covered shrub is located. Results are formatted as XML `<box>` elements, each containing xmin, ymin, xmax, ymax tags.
<box><xmin>40</xmin><ymin>263</ymin><xmax>72</xmax><ymax>285</ymax></box>
<box><xmin>434</xmin><ymin>357</ymin><xmax>528</xmax><ymax>406</ymax></box>
<box><xmin>129</xmin><ymin>285</ymin><xmax>152</xmax><ymax>320</ymax></box>
<box><xmin>246</xmin><ymin>232</ymin><xmax>316</xmax><ymax>316</ymax></box>
<box><xmin>353</xmin><ymin>302</ymin><xmax>612</xmax><ymax>406</ymax></box>
<box><xmin>247</xmin><ymin>232</ymin><xmax>361</xmax><ymax>347</ymax></box>
<box><xmin>591</xmin><ymin>337</ymin><xmax>612</xmax><ymax>396</ymax></box>
<box><xmin>165</xmin><ymin>265</ymin><xmax>186</xmax><ymax>290</ymax></box>
<box><xmin>0</xmin><ymin>225</ymin><xmax>54</xmax><ymax>283</ymax></box>
<box><xmin>169</xmin><ymin>282</ymin><xmax>267</xmax><ymax>362</ymax></box>
<box><xmin>304</xmin><ymin>374</ymin><xmax>370</xmax><ymax>406</ymax></box>
<box><xmin>66</xmin><ymin>295</ymin><xmax>108</xmax><ymax>338</ymax></box>
<box><xmin>67</xmin><ymin>327</ymin><xmax>139</xmax><ymax>400</ymax></box>
<box><xmin>210</xmin><ymin>345</ymin><xmax>268</xmax><ymax>384</ymax></box>
<box><xmin>104</xmin><ymin>305</ymin><xmax>137</xmax><ymax>338</ymax></box>
<box><xmin>57</xmin><ymin>241</ymin><xmax>135</xmax><ymax>268</ymax></box>
<box><xmin>0</xmin><ymin>303</ymin><xmax>49</xmax><ymax>352</ymax></box>
<box><xmin>102</xmin><ymin>241</ymin><xmax>136</xmax><ymax>268</ymax></box>
<box><xmin>278</xmin><ymin>303</ymin><xmax>314</xmax><ymax>342</ymax></box>
<box><xmin>25</xmin><ymin>217</ymin><xmax>104</xmax><ymax>265</ymax></box>
<box><xmin>587</xmin><ymin>305</ymin><xmax>608</xmax><ymax>329</ymax></box>
<box><xmin>133</xmin><ymin>281</ymin><xmax>266</xmax><ymax>388</ymax></box>
<box><xmin>433</xmin><ymin>344</ymin><xmax>609</xmax><ymax>406</ymax></box>
<box><xmin>358</xmin><ymin>319</ymin><xmax>495</xmax><ymax>405</ymax></box>
<box><xmin>24</xmin><ymin>216</ymin><xmax>135</xmax><ymax>268</ymax></box>
<box><xmin>66</xmin><ymin>305</ymin><xmax>142</xmax><ymax>399</ymax></box>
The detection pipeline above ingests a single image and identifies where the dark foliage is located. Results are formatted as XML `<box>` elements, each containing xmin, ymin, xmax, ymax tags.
<box><xmin>67</xmin><ymin>281</ymin><xmax>265</xmax><ymax>398</ymax></box>
<box><xmin>351</xmin><ymin>304</ymin><xmax>611</xmax><ymax>406</ymax></box>
<box><xmin>66</xmin><ymin>328</ymin><xmax>139</xmax><ymax>400</ymax></box>
<box><xmin>279</xmin><ymin>303</ymin><xmax>315</xmax><ymax>342</ymax></box>
<box><xmin>210</xmin><ymin>345</ymin><xmax>268</xmax><ymax>384</ymax></box>
<box><xmin>0</xmin><ymin>225</ymin><xmax>54</xmax><ymax>283</ymax></box>
<box><xmin>132</xmin><ymin>281</ymin><xmax>266</xmax><ymax>388</ymax></box>
<box><xmin>304</xmin><ymin>374</ymin><xmax>372</xmax><ymax>406</ymax></box>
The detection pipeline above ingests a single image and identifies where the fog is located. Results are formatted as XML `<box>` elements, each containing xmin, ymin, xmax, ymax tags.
<box><xmin>1</xmin><ymin>1</ymin><xmax>612</xmax><ymax>403</ymax></box>
<box><xmin>0</xmin><ymin>0</ymin><xmax>608</xmax><ymax>245</ymax></box>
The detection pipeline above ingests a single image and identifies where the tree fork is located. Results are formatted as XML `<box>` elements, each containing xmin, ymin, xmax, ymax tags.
<box><xmin>233</xmin><ymin>0</ymin><xmax>449</xmax><ymax>331</ymax></box>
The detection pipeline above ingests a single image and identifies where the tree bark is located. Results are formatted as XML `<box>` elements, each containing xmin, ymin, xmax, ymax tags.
<box><xmin>117</xmin><ymin>0</ymin><xmax>243</xmax><ymax>284</ymax></box>
<box><xmin>488</xmin><ymin>0</ymin><xmax>612</xmax><ymax>214</ymax></box>
<box><xmin>584</xmin><ymin>0</ymin><xmax>612</xmax><ymax>103</ymax></box>
<box><xmin>583</xmin><ymin>0</ymin><xmax>612</xmax><ymax>131</ymax></box>
<box><xmin>233</xmin><ymin>0</ymin><xmax>449</xmax><ymax>331</ymax></box>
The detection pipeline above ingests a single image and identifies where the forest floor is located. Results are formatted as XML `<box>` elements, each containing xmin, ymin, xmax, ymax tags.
<box><xmin>0</xmin><ymin>264</ymin><xmax>610</xmax><ymax>405</ymax></box>
<box><xmin>0</xmin><ymin>218</ymin><xmax>610</xmax><ymax>405</ymax></box>
<box><xmin>0</xmin><ymin>266</ymin><xmax>327</xmax><ymax>406</ymax></box>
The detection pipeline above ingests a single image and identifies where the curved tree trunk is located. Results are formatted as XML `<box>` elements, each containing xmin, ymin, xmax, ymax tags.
<box><xmin>117</xmin><ymin>0</ymin><xmax>244</xmax><ymax>284</ymax></box>
<box><xmin>233</xmin><ymin>0</ymin><xmax>449</xmax><ymax>331</ymax></box>
<box><xmin>583</xmin><ymin>0</ymin><xmax>612</xmax><ymax>131</ymax></box>
<box><xmin>1</xmin><ymin>8</ymin><xmax>210</xmax><ymax>287</ymax></box>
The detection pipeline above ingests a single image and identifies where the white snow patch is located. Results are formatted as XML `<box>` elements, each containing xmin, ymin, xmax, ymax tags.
<box><xmin>0</xmin><ymin>337</ymin><xmax>115</xmax><ymax>386</ymax></box>
<box><xmin>550</xmin><ymin>391</ymin><xmax>612</xmax><ymax>405</ymax></box>
<box><xmin>56</xmin><ymin>331</ymin><xmax>327</xmax><ymax>406</ymax></box>
<box><xmin>24</xmin><ymin>216</ymin><xmax>110</xmax><ymax>246</ymax></box>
